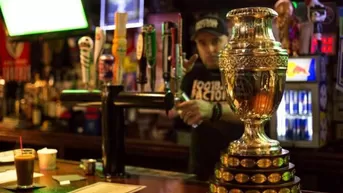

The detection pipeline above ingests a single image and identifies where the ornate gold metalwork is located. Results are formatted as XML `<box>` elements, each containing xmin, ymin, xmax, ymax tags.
<box><xmin>230</xmin><ymin>189</ymin><xmax>243</xmax><ymax>193</ymax></box>
<box><xmin>241</xmin><ymin>159</ymin><xmax>256</xmax><ymax>168</ymax></box>
<box><xmin>251</xmin><ymin>174</ymin><xmax>267</xmax><ymax>184</ymax></box>
<box><xmin>219</xmin><ymin>186</ymin><xmax>229</xmax><ymax>193</ymax></box>
<box><xmin>214</xmin><ymin>163</ymin><xmax>295</xmax><ymax>185</ymax></box>
<box><xmin>216</xmin><ymin>169</ymin><xmax>222</xmax><ymax>179</ymax></box>
<box><xmin>219</xmin><ymin>7</ymin><xmax>288</xmax><ymax>155</ymax></box>
<box><xmin>210</xmin><ymin>184</ymin><xmax>216</xmax><ymax>192</ymax></box>
<box><xmin>235</xmin><ymin>173</ymin><xmax>250</xmax><ymax>183</ymax></box>
<box><xmin>257</xmin><ymin>159</ymin><xmax>272</xmax><ymax>169</ymax></box>
<box><xmin>220</xmin><ymin>150</ymin><xmax>290</xmax><ymax>169</ymax></box>
<box><xmin>209</xmin><ymin>177</ymin><xmax>300</xmax><ymax>193</ymax></box>
<box><xmin>263</xmin><ymin>190</ymin><xmax>277</xmax><ymax>193</ymax></box>
<box><xmin>282</xmin><ymin>172</ymin><xmax>291</xmax><ymax>181</ymax></box>
<box><xmin>268</xmin><ymin>173</ymin><xmax>282</xmax><ymax>183</ymax></box>
<box><xmin>223</xmin><ymin>172</ymin><xmax>235</xmax><ymax>181</ymax></box>
<box><xmin>272</xmin><ymin>158</ymin><xmax>284</xmax><ymax>167</ymax></box>
<box><xmin>228</xmin><ymin>157</ymin><xmax>241</xmax><ymax>167</ymax></box>
<box><xmin>279</xmin><ymin>188</ymin><xmax>291</xmax><ymax>193</ymax></box>
<box><xmin>209</xmin><ymin>7</ymin><xmax>301</xmax><ymax>193</ymax></box>
<box><xmin>246</xmin><ymin>191</ymin><xmax>261</xmax><ymax>193</ymax></box>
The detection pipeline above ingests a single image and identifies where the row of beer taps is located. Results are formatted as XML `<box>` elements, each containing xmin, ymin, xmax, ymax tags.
<box><xmin>77</xmin><ymin>13</ymin><xmax>188</xmax><ymax>109</ymax></box>
<box><xmin>137</xmin><ymin>15</ymin><xmax>188</xmax><ymax>106</ymax></box>
<box><xmin>134</xmin><ymin>15</ymin><xmax>186</xmax><ymax>101</ymax></box>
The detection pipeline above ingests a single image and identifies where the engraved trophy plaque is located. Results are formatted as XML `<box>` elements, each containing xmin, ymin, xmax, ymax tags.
<box><xmin>209</xmin><ymin>7</ymin><xmax>301</xmax><ymax>193</ymax></box>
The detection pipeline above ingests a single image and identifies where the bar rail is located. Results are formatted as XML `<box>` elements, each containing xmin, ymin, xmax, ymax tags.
<box><xmin>60</xmin><ymin>89</ymin><xmax>174</xmax><ymax>110</ymax></box>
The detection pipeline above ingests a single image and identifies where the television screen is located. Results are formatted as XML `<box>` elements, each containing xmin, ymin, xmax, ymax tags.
<box><xmin>0</xmin><ymin>0</ymin><xmax>90</xmax><ymax>40</ymax></box>
<box><xmin>100</xmin><ymin>0</ymin><xmax>144</xmax><ymax>30</ymax></box>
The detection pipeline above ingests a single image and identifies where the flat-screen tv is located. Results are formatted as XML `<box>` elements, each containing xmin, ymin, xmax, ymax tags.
<box><xmin>100</xmin><ymin>0</ymin><xmax>144</xmax><ymax>30</ymax></box>
<box><xmin>0</xmin><ymin>0</ymin><xmax>92</xmax><ymax>41</ymax></box>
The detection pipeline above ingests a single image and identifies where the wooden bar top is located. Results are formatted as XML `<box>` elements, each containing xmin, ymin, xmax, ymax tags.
<box><xmin>0</xmin><ymin>160</ymin><xmax>327</xmax><ymax>193</ymax></box>
<box><xmin>0</xmin><ymin>160</ymin><xmax>207</xmax><ymax>193</ymax></box>
<box><xmin>0</xmin><ymin>126</ymin><xmax>189</xmax><ymax>160</ymax></box>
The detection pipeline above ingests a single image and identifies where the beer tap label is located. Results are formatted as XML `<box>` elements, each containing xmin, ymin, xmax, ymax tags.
<box><xmin>116</xmin><ymin>38</ymin><xmax>127</xmax><ymax>56</ymax></box>
<box><xmin>136</xmin><ymin>33</ymin><xmax>144</xmax><ymax>60</ymax></box>
<box><xmin>145</xmin><ymin>24</ymin><xmax>157</xmax><ymax>66</ymax></box>
<box><xmin>78</xmin><ymin>36</ymin><xmax>94</xmax><ymax>83</ymax></box>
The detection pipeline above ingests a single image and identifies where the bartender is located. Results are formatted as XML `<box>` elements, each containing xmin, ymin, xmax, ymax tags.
<box><xmin>174</xmin><ymin>15</ymin><xmax>244</xmax><ymax>180</ymax></box>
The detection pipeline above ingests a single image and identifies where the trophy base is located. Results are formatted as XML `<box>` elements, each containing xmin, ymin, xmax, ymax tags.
<box><xmin>228</xmin><ymin>137</ymin><xmax>282</xmax><ymax>156</ymax></box>
<box><xmin>209</xmin><ymin>148</ymin><xmax>301</xmax><ymax>193</ymax></box>
<box><xmin>209</xmin><ymin>176</ymin><xmax>301</xmax><ymax>193</ymax></box>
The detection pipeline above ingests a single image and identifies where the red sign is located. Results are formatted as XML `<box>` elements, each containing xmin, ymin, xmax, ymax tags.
<box><xmin>0</xmin><ymin>20</ymin><xmax>31</xmax><ymax>82</ymax></box>
<box><xmin>311</xmin><ymin>34</ymin><xmax>336</xmax><ymax>55</ymax></box>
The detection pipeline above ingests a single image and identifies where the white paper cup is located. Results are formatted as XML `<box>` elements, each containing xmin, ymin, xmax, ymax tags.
<box><xmin>37</xmin><ymin>148</ymin><xmax>58</xmax><ymax>170</ymax></box>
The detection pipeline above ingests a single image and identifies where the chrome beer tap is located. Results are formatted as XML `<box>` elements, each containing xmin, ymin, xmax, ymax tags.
<box><xmin>171</xmin><ymin>17</ymin><xmax>199</xmax><ymax>128</ymax></box>
<box><xmin>170</xmin><ymin>16</ymin><xmax>189</xmax><ymax>103</ymax></box>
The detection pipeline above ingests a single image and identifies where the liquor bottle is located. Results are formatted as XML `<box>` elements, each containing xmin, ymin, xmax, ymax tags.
<box><xmin>14</xmin><ymin>84</ymin><xmax>21</xmax><ymax>118</ymax></box>
<box><xmin>32</xmin><ymin>96</ymin><xmax>42</xmax><ymax>127</ymax></box>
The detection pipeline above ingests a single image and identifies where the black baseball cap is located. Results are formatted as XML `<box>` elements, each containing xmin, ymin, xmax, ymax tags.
<box><xmin>191</xmin><ymin>16</ymin><xmax>228</xmax><ymax>40</ymax></box>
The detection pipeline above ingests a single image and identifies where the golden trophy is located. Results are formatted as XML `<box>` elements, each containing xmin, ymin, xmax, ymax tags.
<box><xmin>209</xmin><ymin>7</ymin><xmax>301</xmax><ymax>193</ymax></box>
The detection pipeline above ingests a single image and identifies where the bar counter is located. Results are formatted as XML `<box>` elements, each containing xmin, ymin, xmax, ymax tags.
<box><xmin>1</xmin><ymin>126</ymin><xmax>343</xmax><ymax>192</ymax></box>
<box><xmin>0</xmin><ymin>159</ymin><xmax>327</xmax><ymax>193</ymax></box>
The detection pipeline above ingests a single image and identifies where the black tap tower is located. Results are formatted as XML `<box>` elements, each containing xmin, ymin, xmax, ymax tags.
<box><xmin>60</xmin><ymin>18</ymin><xmax>184</xmax><ymax>178</ymax></box>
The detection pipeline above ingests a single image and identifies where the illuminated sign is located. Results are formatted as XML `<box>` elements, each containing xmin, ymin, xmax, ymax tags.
<box><xmin>286</xmin><ymin>58</ymin><xmax>316</xmax><ymax>82</ymax></box>
<box><xmin>311</xmin><ymin>34</ymin><xmax>336</xmax><ymax>55</ymax></box>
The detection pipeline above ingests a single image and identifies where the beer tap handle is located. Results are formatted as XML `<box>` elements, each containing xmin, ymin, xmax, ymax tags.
<box><xmin>162</xmin><ymin>21</ymin><xmax>175</xmax><ymax>115</ymax></box>
<box><xmin>178</xmin><ymin>13</ymin><xmax>183</xmax><ymax>57</ymax></box>
<box><xmin>150</xmin><ymin>63</ymin><xmax>156</xmax><ymax>92</ymax></box>
<box><xmin>171</xmin><ymin>27</ymin><xmax>179</xmax><ymax>92</ymax></box>
<box><xmin>136</xmin><ymin>27</ymin><xmax>147</xmax><ymax>91</ymax></box>
<box><xmin>94</xmin><ymin>27</ymin><xmax>106</xmax><ymax>88</ymax></box>
<box><xmin>78</xmin><ymin>36</ymin><xmax>94</xmax><ymax>90</ymax></box>
<box><xmin>112</xmin><ymin>12</ymin><xmax>128</xmax><ymax>85</ymax></box>
<box><xmin>145</xmin><ymin>24</ymin><xmax>157</xmax><ymax>92</ymax></box>
<box><xmin>175</xmin><ymin>15</ymin><xmax>191</xmax><ymax>103</ymax></box>
<box><xmin>162</xmin><ymin>22</ymin><xmax>175</xmax><ymax>91</ymax></box>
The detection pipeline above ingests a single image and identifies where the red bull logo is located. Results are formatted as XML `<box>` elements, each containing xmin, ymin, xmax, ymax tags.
<box><xmin>287</xmin><ymin>60</ymin><xmax>310</xmax><ymax>77</ymax></box>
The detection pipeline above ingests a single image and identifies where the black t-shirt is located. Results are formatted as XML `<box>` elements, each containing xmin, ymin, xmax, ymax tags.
<box><xmin>174</xmin><ymin>62</ymin><xmax>244</xmax><ymax>180</ymax></box>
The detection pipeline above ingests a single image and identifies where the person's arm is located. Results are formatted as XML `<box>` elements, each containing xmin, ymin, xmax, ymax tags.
<box><xmin>219</xmin><ymin>103</ymin><xmax>241</xmax><ymax>123</ymax></box>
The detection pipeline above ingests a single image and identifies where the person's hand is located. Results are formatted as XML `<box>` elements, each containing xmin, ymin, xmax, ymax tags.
<box><xmin>171</xmin><ymin>54</ymin><xmax>198</xmax><ymax>78</ymax></box>
<box><xmin>183</xmin><ymin>53</ymin><xmax>198</xmax><ymax>73</ymax></box>
<box><xmin>176</xmin><ymin>100</ymin><xmax>213</xmax><ymax>126</ymax></box>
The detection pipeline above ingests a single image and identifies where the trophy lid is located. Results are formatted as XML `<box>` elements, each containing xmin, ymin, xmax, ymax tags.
<box><xmin>226</xmin><ymin>7</ymin><xmax>278</xmax><ymax>18</ymax></box>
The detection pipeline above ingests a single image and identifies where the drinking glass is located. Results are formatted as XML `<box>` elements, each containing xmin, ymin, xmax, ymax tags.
<box><xmin>14</xmin><ymin>148</ymin><xmax>35</xmax><ymax>189</ymax></box>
